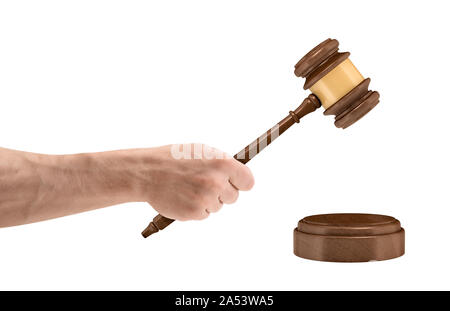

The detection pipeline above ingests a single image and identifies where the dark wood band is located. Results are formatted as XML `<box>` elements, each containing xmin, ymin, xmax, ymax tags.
<box><xmin>294</xmin><ymin>38</ymin><xmax>350</xmax><ymax>90</ymax></box>
<box><xmin>324</xmin><ymin>78</ymin><xmax>380</xmax><ymax>129</ymax></box>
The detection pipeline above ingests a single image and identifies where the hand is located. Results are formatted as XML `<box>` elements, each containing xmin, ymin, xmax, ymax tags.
<box><xmin>139</xmin><ymin>144</ymin><xmax>254</xmax><ymax>221</ymax></box>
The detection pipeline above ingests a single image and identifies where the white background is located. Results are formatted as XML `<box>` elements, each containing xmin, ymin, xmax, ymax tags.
<box><xmin>0</xmin><ymin>0</ymin><xmax>449</xmax><ymax>290</ymax></box>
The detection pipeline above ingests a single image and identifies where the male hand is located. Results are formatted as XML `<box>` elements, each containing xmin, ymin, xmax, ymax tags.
<box><xmin>140</xmin><ymin>144</ymin><xmax>254</xmax><ymax>221</ymax></box>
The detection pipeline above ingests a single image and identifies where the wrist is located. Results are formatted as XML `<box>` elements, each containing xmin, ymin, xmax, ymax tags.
<box><xmin>79</xmin><ymin>150</ymin><xmax>146</xmax><ymax>203</ymax></box>
<box><xmin>26</xmin><ymin>150</ymin><xmax>145</xmax><ymax>205</ymax></box>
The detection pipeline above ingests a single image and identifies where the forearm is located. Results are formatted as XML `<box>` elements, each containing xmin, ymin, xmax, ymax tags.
<box><xmin>0</xmin><ymin>148</ymin><xmax>145</xmax><ymax>227</ymax></box>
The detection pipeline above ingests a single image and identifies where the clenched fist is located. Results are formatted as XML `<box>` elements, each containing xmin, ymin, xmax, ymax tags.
<box><xmin>139</xmin><ymin>144</ymin><xmax>254</xmax><ymax>221</ymax></box>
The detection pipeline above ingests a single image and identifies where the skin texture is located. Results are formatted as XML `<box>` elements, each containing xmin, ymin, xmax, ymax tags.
<box><xmin>0</xmin><ymin>145</ymin><xmax>254</xmax><ymax>227</ymax></box>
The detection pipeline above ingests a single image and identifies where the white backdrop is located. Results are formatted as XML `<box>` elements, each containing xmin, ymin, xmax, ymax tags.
<box><xmin>0</xmin><ymin>0</ymin><xmax>449</xmax><ymax>290</ymax></box>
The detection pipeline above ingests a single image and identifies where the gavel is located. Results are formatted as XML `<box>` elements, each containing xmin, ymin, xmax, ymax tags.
<box><xmin>141</xmin><ymin>38</ymin><xmax>380</xmax><ymax>238</ymax></box>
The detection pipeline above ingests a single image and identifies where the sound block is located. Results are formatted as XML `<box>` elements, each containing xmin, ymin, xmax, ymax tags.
<box><xmin>293</xmin><ymin>213</ymin><xmax>405</xmax><ymax>262</ymax></box>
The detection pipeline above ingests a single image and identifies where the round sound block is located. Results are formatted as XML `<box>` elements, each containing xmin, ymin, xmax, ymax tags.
<box><xmin>293</xmin><ymin>214</ymin><xmax>405</xmax><ymax>262</ymax></box>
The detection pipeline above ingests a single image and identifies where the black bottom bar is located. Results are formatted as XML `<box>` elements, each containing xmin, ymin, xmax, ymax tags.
<box><xmin>0</xmin><ymin>291</ymin><xmax>446</xmax><ymax>310</ymax></box>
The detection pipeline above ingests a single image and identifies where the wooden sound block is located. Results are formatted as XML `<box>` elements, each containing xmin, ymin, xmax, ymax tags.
<box><xmin>293</xmin><ymin>214</ymin><xmax>405</xmax><ymax>262</ymax></box>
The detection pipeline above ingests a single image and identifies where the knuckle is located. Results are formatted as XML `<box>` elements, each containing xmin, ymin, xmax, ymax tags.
<box><xmin>230</xmin><ymin>191</ymin><xmax>239</xmax><ymax>203</ymax></box>
<box><xmin>210</xmin><ymin>177</ymin><xmax>225</xmax><ymax>193</ymax></box>
<box><xmin>241</xmin><ymin>168</ymin><xmax>255</xmax><ymax>190</ymax></box>
<box><xmin>190</xmin><ymin>197</ymin><xmax>210</xmax><ymax>213</ymax></box>
<box><xmin>209</xmin><ymin>205</ymin><xmax>222</xmax><ymax>213</ymax></box>
<box><xmin>246</xmin><ymin>175</ymin><xmax>255</xmax><ymax>190</ymax></box>
<box><xmin>221</xmin><ymin>191</ymin><xmax>238</xmax><ymax>204</ymax></box>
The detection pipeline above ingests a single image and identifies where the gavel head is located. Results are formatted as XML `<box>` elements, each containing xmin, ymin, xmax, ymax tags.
<box><xmin>294</xmin><ymin>39</ymin><xmax>379</xmax><ymax>129</ymax></box>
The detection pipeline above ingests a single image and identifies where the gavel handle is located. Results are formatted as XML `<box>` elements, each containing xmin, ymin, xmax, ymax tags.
<box><xmin>141</xmin><ymin>94</ymin><xmax>321</xmax><ymax>238</ymax></box>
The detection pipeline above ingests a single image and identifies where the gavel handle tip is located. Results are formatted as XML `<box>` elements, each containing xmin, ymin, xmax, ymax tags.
<box><xmin>141</xmin><ymin>214</ymin><xmax>175</xmax><ymax>238</ymax></box>
<box><xmin>141</xmin><ymin>222</ymin><xmax>159</xmax><ymax>238</ymax></box>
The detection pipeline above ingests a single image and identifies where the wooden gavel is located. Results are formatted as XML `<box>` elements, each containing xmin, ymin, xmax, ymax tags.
<box><xmin>141</xmin><ymin>38</ymin><xmax>380</xmax><ymax>238</ymax></box>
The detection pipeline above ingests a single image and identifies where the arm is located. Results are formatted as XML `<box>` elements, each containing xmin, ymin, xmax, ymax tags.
<box><xmin>0</xmin><ymin>145</ymin><xmax>254</xmax><ymax>228</ymax></box>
